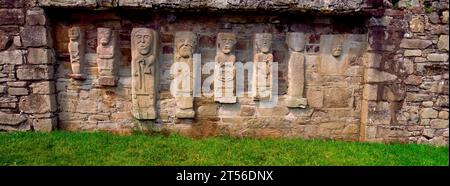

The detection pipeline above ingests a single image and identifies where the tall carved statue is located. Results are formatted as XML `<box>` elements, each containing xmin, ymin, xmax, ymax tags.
<box><xmin>68</xmin><ymin>26</ymin><xmax>85</xmax><ymax>80</ymax></box>
<box><xmin>131</xmin><ymin>28</ymin><xmax>158</xmax><ymax>120</ymax></box>
<box><xmin>286</xmin><ymin>32</ymin><xmax>307</xmax><ymax>108</ymax></box>
<box><xmin>173</xmin><ymin>31</ymin><xmax>197</xmax><ymax>118</ymax></box>
<box><xmin>96</xmin><ymin>27</ymin><xmax>120</xmax><ymax>86</ymax></box>
<box><xmin>214</xmin><ymin>32</ymin><xmax>237</xmax><ymax>103</ymax></box>
<box><xmin>253</xmin><ymin>33</ymin><xmax>273</xmax><ymax>101</ymax></box>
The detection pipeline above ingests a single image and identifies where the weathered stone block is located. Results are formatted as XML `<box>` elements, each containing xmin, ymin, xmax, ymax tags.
<box><xmin>21</xmin><ymin>26</ymin><xmax>51</xmax><ymax>47</ymax></box>
<box><xmin>257</xmin><ymin>106</ymin><xmax>289</xmax><ymax>116</ymax></box>
<box><xmin>0</xmin><ymin>50</ymin><xmax>24</xmax><ymax>65</ymax></box>
<box><xmin>0</xmin><ymin>112</ymin><xmax>27</xmax><ymax>126</ymax></box>
<box><xmin>323</xmin><ymin>88</ymin><xmax>352</xmax><ymax>108</ymax></box>
<box><xmin>400</xmin><ymin>39</ymin><xmax>432</xmax><ymax>49</ymax></box>
<box><xmin>26</xmin><ymin>8</ymin><xmax>47</xmax><ymax>26</ymax></box>
<box><xmin>0</xmin><ymin>31</ymin><xmax>10</xmax><ymax>50</ymax></box>
<box><xmin>365</xmin><ymin>69</ymin><xmax>397</xmax><ymax>83</ymax></box>
<box><xmin>306</xmin><ymin>87</ymin><xmax>323</xmax><ymax>108</ymax></box>
<box><xmin>438</xmin><ymin>111</ymin><xmax>448</xmax><ymax>119</ymax></box>
<box><xmin>39</xmin><ymin>0</ymin><xmax>97</xmax><ymax>7</ymax></box>
<box><xmin>404</xmin><ymin>75</ymin><xmax>422</xmax><ymax>85</ymax></box>
<box><xmin>17</xmin><ymin>65</ymin><xmax>54</xmax><ymax>80</ymax></box>
<box><xmin>19</xmin><ymin>94</ymin><xmax>56</xmax><ymax>114</ymax></box>
<box><xmin>240</xmin><ymin>105</ymin><xmax>255</xmax><ymax>116</ymax></box>
<box><xmin>409</xmin><ymin>16</ymin><xmax>424</xmax><ymax>33</ymax></box>
<box><xmin>404</xmin><ymin>50</ymin><xmax>422</xmax><ymax>57</ymax></box>
<box><xmin>27</xmin><ymin>48</ymin><xmax>55</xmax><ymax>64</ymax></box>
<box><xmin>30</xmin><ymin>81</ymin><xmax>55</xmax><ymax>94</ymax></box>
<box><xmin>420</xmin><ymin>108</ymin><xmax>438</xmax><ymax>119</ymax></box>
<box><xmin>430</xmin><ymin>119</ymin><xmax>448</xmax><ymax>129</ymax></box>
<box><xmin>427</xmin><ymin>53</ymin><xmax>449</xmax><ymax>62</ymax></box>
<box><xmin>6</xmin><ymin>81</ymin><xmax>27</xmax><ymax>87</ymax></box>
<box><xmin>197</xmin><ymin>105</ymin><xmax>217</xmax><ymax>117</ymax></box>
<box><xmin>437</xmin><ymin>35</ymin><xmax>449</xmax><ymax>51</ymax></box>
<box><xmin>32</xmin><ymin>117</ymin><xmax>56</xmax><ymax>132</ymax></box>
<box><xmin>8</xmin><ymin>87</ymin><xmax>28</xmax><ymax>96</ymax></box>
<box><xmin>0</xmin><ymin>9</ymin><xmax>24</xmax><ymax>25</ymax></box>
<box><xmin>363</xmin><ymin>84</ymin><xmax>377</xmax><ymax>101</ymax></box>
<box><xmin>442</xmin><ymin>11</ymin><xmax>449</xmax><ymax>24</ymax></box>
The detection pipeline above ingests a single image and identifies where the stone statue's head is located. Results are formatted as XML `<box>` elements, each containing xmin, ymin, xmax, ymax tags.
<box><xmin>132</xmin><ymin>28</ymin><xmax>153</xmax><ymax>55</ymax></box>
<box><xmin>68</xmin><ymin>27</ymin><xmax>81</xmax><ymax>41</ymax></box>
<box><xmin>331</xmin><ymin>36</ymin><xmax>344</xmax><ymax>57</ymax></box>
<box><xmin>217</xmin><ymin>32</ymin><xmax>236</xmax><ymax>54</ymax></box>
<box><xmin>175</xmin><ymin>32</ymin><xmax>197</xmax><ymax>58</ymax></box>
<box><xmin>255</xmin><ymin>33</ymin><xmax>272</xmax><ymax>53</ymax></box>
<box><xmin>286</xmin><ymin>32</ymin><xmax>305</xmax><ymax>52</ymax></box>
<box><xmin>98</xmin><ymin>28</ymin><xmax>112</xmax><ymax>46</ymax></box>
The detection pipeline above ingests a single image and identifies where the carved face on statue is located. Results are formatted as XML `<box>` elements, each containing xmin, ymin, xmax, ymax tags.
<box><xmin>175</xmin><ymin>32</ymin><xmax>196</xmax><ymax>58</ymax></box>
<box><xmin>286</xmin><ymin>32</ymin><xmax>305</xmax><ymax>52</ymax></box>
<box><xmin>98</xmin><ymin>28</ymin><xmax>112</xmax><ymax>46</ymax></box>
<box><xmin>134</xmin><ymin>29</ymin><xmax>153</xmax><ymax>55</ymax></box>
<box><xmin>331</xmin><ymin>37</ymin><xmax>344</xmax><ymax>57</ymax></box>
<box><xmin>256</xmin><ymin>33</ymin><xmax>272</xmax><ymax>53</ymax></box>
<box><xmin>218</xmin><ymin>33</ymin><xmax>236</xmax><ymax>54</ymax></box>
<box><xmin>68</xmin><ymin>27</ymin><xmax>80</xmax><ymax>42</ymax></box>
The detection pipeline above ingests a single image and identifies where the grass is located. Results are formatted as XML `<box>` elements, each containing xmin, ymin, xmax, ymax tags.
<box><xmin>0</xmin><ymin>131</ymin><xmax>448</xmax><ymax>166</ymax></box>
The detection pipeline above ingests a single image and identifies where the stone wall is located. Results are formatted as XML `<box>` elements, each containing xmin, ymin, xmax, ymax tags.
<box><xmin>0</xmin><ymin>0</ymin><xmax>448</xmax><ymax>146</ymax></box>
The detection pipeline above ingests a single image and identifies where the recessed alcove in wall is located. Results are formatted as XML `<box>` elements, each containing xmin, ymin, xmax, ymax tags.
<box><xmin>45</xmin><ymin>8</ymin><xmax>370</xmax><ymax>140</ymax></box>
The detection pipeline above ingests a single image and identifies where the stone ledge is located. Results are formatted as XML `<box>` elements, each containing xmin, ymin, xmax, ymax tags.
<box><xmin>37</xmin><ymin>0</ymin><xmax>383</xmax><ymax>14</ymax></box>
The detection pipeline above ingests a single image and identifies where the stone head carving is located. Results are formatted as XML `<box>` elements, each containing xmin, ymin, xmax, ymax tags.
<box><xmin>331</xmin><ymin>36</ymin><xmax>344</xmax><ymax>57</ymax></box>
<box><xmin>286</xmin><ymin>32</ymin><xmax>305</xmax><ymax>52</ymax></box>
<box><xmin>175</xmin><ymin>32</ymin><xmax>197</xmax><ymax>59</ymax></box>
<box><xmin>131</xmin><ymin>28</ymin><xmax>155</xmax><ymax>56</ymax></box>
<box><xmin>68</xmin><ymin>27</ymin><xmax>81</xmax><ymax>42</ymax></box>
<box><xmin>98</xmin><ymin>28</ymin><xmax>112</xmax><ymax>46</ymax></box>
<box><xmin>255</xmin><ymin>33</ymin><xmax>272</xmax><ymax>53</ymax></box>
<box><xmin>217</xmin><ymin>32</ymin><xmax>236</xmax><ymax>54</ymax></box>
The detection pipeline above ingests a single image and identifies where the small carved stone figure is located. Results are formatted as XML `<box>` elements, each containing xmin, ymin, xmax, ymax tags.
<box><xmin>174</xmin><ymin>31</ymin><xmax>197</xmax><ymax>118</ymax></box>
<box><xmin>214</xmin><ymin>32</ymin><xmax>237</xmax><ymax>103</ymax></box>
<box><xmin>131</xmin><ymin>28</ymin><xmax>158</xmax><ymax>120</ymax></box>
<box><xmin>68</xmin><ymin>26</ymin><xmax>85</xmax><ymax>80</ymax></box>
<box><xmin>96</xmin><ymin>27</ymin><xmax>120</xmax><ymax>86</ymax></box>
<box><xmin>286</xmin><ymin>32</ymin><xmax>307</xmax><ymax>108</ymax></box>
<box><xmin>253</xmin><ymin>33</ymin><xmax>273</xmax><ymax>101</ymax></box>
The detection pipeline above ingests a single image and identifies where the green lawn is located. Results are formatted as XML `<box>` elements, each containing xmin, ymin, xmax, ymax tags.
<box><xmin>0</xmin><ymin>131</ymin><xmax>448</xmax><ymax>166</ymax></box>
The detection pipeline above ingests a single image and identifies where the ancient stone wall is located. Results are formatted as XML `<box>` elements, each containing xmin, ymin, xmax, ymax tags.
<box><xmin>0</xmin><ymin>0</ymin><xmax>448</xmax><ymax>146</ymax></box>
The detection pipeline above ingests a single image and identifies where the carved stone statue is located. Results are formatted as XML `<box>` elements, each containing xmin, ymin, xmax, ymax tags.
<box><xmin>96</xmin><ymin>27</ymin><xmax>120</xmax><ymax>86</ymax></box>
<box><xmin>214</xmin><ymin>32</ymin><xmax>237</xmax><ymax>103</ymax></box>
<box><xmin>68</xmin><ymin>26</ymin><xmax>85</xmax><ymax>80</ymax></box>
<box><xmin>174</xmin><ymin>31</ymin><xmax>197</xmax><ymax>118</ymax></box>
<box><xmin>252</xmin><ymin>33</ymin><xmax>273</xmax><ymax>101</ymax></box>
<box><xmin>131</xmin><ymin>28</ymin><xmax>158</xmax><ymax>120</ymax></box>
<box><xmin>286</xmin><ymin>32</ymin><xmax>307</xmax><ymax>108</ymax></box>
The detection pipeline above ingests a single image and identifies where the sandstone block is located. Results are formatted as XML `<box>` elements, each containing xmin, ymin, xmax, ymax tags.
<box><xmin>0</xmin><ymin>9</ymin><xmax>24</xmax><ymax>25</ymax></box>
<box><xmin>430</xmin><ymin>119</ymin><xmax>448</xmax><ymax>129</ymax></box>
<box><xmin>27</xmin><ymin>48</ymin><xmax>55</xmax><ymax>64</ymax></box>
<box><xmin>8</xmin><ymin>87</ymin><xmax>28</xmax><ymax>96</ymax></box>
<box><xmin>21</xmin><ymin>26</ymin><xmax>51</xmax><ymax>47</ymax></box>
<box><xmin>409</xmin><ymin>16</ymin><xmax>424</xmax><ymax>33</ymax></box>
<box><xmin>400</xmin><ymin>39</ymin><xmax>432</xmax><ymax>49</ymax></box>
<box><xmin>19</xmin><ymin>94</ymin><xmax>56</xmax><ymax>114</ymax></box>
<box><xmin>420</xmin><ymin>108</ymin><xmax>438</xmax><ymax>119</ymax></box>
<box><xmin>30</xmin><ymin>81</ymin><xmax>55</xmax><ymax>94</ymax></box>
<box><xmin>404</xmin><ymin>50</ymin><xmax>422</xmax><ymax>57</ymax></box>
<box><xmin>437</xmin><ymin>35</ymin><xmax>449</xmax><ymax>51</ymax></box>
<box><xmin>0</xmin><ymin>50</ymin><xmax>24</xmax><ymax>65</ymax></box>
<box><xmin>427</xmin><ymin>53</ymin><xmax>449</xmax><ymax>62</ymax></box>
<box><xmin>32</xmin><ymin>117</ymin><xmax>56</xmax><ymax>132</ymax></box>
<box><xmin>197</xmin><ymin>105</ymin><xmax>217</xmax><ymax>117</ymax></box>
<box><xmin>17</xmin><ymin>65</ymin><xmax>54</xmax><ymax>80</ymax></box>
<box><xmin>26</xmin><ymin>8</ymin><xmax>47</xmax><ymax>26</ymax></box>
<box><xmin>365</xmin><ymin>69</ymin><xmax>397</xmax><ymax>83</ymax></box>
<box><xmin>0</xmin><ymin>112</ymin><xmax>27</xmax><ymax>126</ymax></box>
